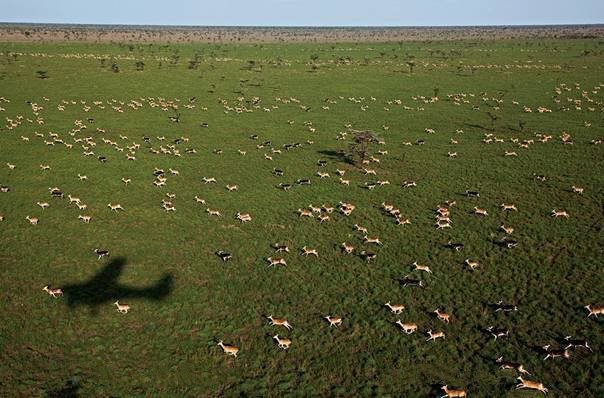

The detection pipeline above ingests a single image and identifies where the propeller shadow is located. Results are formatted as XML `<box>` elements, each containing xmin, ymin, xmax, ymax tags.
<box><xmin>62</xmin><ymin>257</ymin><xmax>173</xmax><ymax>314</ymax></box>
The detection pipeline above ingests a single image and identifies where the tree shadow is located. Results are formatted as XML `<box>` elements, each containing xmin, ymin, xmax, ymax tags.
<box><xmin>316</xmin><ymin>150</ymin><xmax>354</xmax><ymax>165</ymax></box>
<box><xmin>62</xmin><ymin>257</ymin><xmax>173</xmax><ymax>315</ymax></box>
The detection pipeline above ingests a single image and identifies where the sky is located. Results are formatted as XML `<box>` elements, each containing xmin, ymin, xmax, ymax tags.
<box><xmin>1</xmin><ymin>0</ymin><xmax>603</xmax><ymax>27</ymax></box>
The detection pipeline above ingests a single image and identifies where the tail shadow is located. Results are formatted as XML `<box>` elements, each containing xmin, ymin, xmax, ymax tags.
<box><xmin>62</xmin><ymin>257</ymin><xmax>173</xmax><ymax>314</ymax></box>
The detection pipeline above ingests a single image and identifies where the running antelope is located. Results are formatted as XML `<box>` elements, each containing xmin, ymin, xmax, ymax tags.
<box><xmin>324</xmin><ymin>316</ymin><xmax>342</xmax><ymax>327</ymax></box>
<box><xmin>341</xmin><ymin>242</ymin><xmax>354</xmax><ymax>254</ymax></box>
<box><xmin>501</xmin><ymin>203</ymin><xmax>517</xmax><ymax>211</ymax></box>
<box><xmin>354</xmin><ymin>224</ymin><xmax>368</xmax><ymax>234</ymax></box>
<box><xmin>426</xmin><ymin>330</ymin><xmax>445</xmax><ymax>342</ymax></box>
<box><xmin>585</xmin><ymin>304</ymin><xmax>604</xmax><ymax>318</ymax></box>
<box><xmin>206</xmin><ymin>208</ymin><xmax>221</xmax><ymax>216</ymax></box>
<box><xmin>202</xmin><ymin>177</ymin><xmax>217</xmax><ymax>184</ymax></box>
<box><xmin>412</xmin><ymin>261</ymin><xmax>432</xmax><ymax>274</ymax></box>
<box><xmin>515</xmin><ymin>377</ymin><xmax>548</xmax><ymax>394</ymax></box>
<box><xmin>395</xmin><ymin>320</ymin><xmax>417</xmax><ymax>334</ymax></box>
<box><xmin>68</xmin><ymin>194</ymin><xmax>81</xmax><ymax>204</ymax></box>
<box><xmin>37</xmin><ymin>202</ymin><xmax>50</xmax><ymax>210</ymax></box>
<box><xmin>500</xmin><ymin>225</ymin><xmax>514</xmax><ymax>235</ymax></box>
<box><xmin>440</xmin><ymin>385</ymin><xmax>466</xmax><ymax>398</ymax></box>
<box><xmin>571</xmin><ymin>185</ymin><xmax>584</xmax><ymax>194</ymax></box>
<box><xmin>122</xmin><ymin>177</ymin><xmax>131</xmax><ymax>185</ymax></box>
<box><xmin>194</xmin><ymin>196</ymin><xmax>206</xmax><ymax>205</ymax></box>
<box><xmin>267</xmin><ymin>315</ymin><xmax>292</xmax><ymax>330</ymax></box>
<box><xmin>273</xmin><ymin>335</ymin><xmax>292</xmax><ymax>350</ymax></box>
<box><xmin>78</xmin><ymin>215</ymin><xmax>92</xmax><ymax>223</ymax></box>
<box><xmin>26</xmin><ymin>216</ymin><xmax>39</xmax><ymax>225</ymax></box>
<box><xmin>43</xmin><ymin>285</ymin><xmax>63</xmax><ymax>298</ymax></box>
<box><xmin>226</xmin><ymin>184</ymin><xmax>238</xmax><ymax>191</ymax></box>
<box><xmin>363</xmin><ymin>236</ymin><xmax>382</xmax><ymax>245</ymax></box>
<box><xmin>551</xmin><ymin>209</ymin><xmax>569</xmax><ymax>218</ymax></box>
<box><xmin>385</xmin><ymin>302</ymin><xmax>405</xmax><ymax>314</ymax></box>
<box><xmin>298</xmin><ymin>209</ymin><xmax>313</xmax><ymax>218</ymax></box>
<box><xmin>108</xmin><ymin>203</ymin><xmax>124</xmax><ymax>211</ymax></box>
<box><xmin>267</xmin><ymin>257</ymin><xmax>287</xmax><ymax>267</ymax></box>
<box><xmin>464</xmin><ymin>259</ymin><xmax>480</xmax><ymax>270</ymax></box>
<box><xmin>496</xmin><ymin>357</ymin><xmax>530</xmax><ymax>375</ymax></box>
<box><xmin>301</xmin><ymin>246</ymin><xmax>319</xmax><ymax>257</ymax></box>
<box><xmin>217</xmin><ymin>341</ymin><xmax>239</xmax><ymax>358</ymax></box>
<box><xmin>434</xmin><ymin>309</ymin><xmax>451</xmax><ymax>323</ymax></box>
<box><xmin>114</xmin><ymin>301</ymin><xmax>130</xmax><ymax>314</ymax></box>
<box><xmin>77</xmin><ymin>173</ymin><xmax>88</xmax><ymax>180</ymax></box>
<box><xmin>473</xmin><ymin>207</ymin><xmax>488</xmax><ymax>216</ymax></box>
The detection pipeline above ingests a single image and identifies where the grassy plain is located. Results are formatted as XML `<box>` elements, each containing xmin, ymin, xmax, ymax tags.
<box><xmin>0</xmin><ymin>38</ymin><xmax>603</xmax><ymax>396</ymax></box>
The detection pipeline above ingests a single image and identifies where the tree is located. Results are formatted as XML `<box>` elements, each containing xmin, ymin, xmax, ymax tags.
<box><xmin>348</xmin><ymin>130</ymin><xmax>378</xmax><ymax>166</ymax></box>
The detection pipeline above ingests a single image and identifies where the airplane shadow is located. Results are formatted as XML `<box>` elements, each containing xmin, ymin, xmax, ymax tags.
<box><xmin>61</xmin><ymin>257</ymin><xmax>173</xmax><ymax>314</ymax></box>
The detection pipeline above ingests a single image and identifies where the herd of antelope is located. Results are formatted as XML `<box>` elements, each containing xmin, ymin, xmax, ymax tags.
<box><xmin>1</xmin><ymin>76</ymin><xmax>601</xmax><ymax>396</ymax></box>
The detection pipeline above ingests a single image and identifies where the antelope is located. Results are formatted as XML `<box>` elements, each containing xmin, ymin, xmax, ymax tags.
<box><xmin>436</xmin><ymin>222</ymin><xmax>451</xmax><ymax>229</ymax></box>
<box><xmin>194</xmin><ymin>196</ymin><xmax>206</xmax><ymax>205</ymax></box>
<box><xmin>206</xmin><ymin>208</ymin><xmax>221</xmax><ymax>217</ymax></box>
<box><xmin>396</xmin><ymin>217</ymin><xmax>411</xmax><ymax>226</ymax></box>
<box><xmin>309</xmin><ymin>205</ymin><xmax>322</xmax><ymax>214</ymax></box>
<box><xmin>169</xmin><ymin>168</ymin><xmax>179</xmax><ymax>176</ymax></box>
<box><xmin>363</xmin><ymin>236</ymin><xmax>382</xmax><ymax>245</ymax></box>
<box><xmin>40</xmin><ymin>164</ymin><xmax>51</xmax><ymax>171</ymax></box>
<box><xmin>585</xmin><ymin>304</ymin><xmax>604</xmax><ymax>317</ymax></box>
<box><xmin>486</xmin><ymin>326</ymin><xmax>509</xmax><ymax>340</ymax></box>
<box><xmin>238</xmin><ymin>149</ymin><xmax>246</xmax><ymax>156</ymax></box>
<box><xmin>322</xmin><ymin>204</ymin><xmax>334</xmax><ymax>213</ymax></box>
<box><xmin>324</xmin><ymin>316</ymin><xmax>342</xmax><ymax>327</ymax></box>
<box><xmin>37</xmin><ymin>202</ymin><xmax>50</xmax><ymax>210</ymax></box>
<box><xmin>236</xmin><ymin>212</ymin><xmax>252</xmax><ymax>222</ymax></box>
<box><xmin>426</xmin><ymin>330</ymin><xmax>445</xmax><ymax>342</ymax></box>
<box><xmin>68</xmin><ymin>194</ymin><xmax>81</xmax><ymax>204</ymax></box>
<box><xmin>564</xmin><ymin>336</ymin><xmax>592</xmax><ymax>352</ymax></box>
<box><xmin>363</xmin><ymin>168</ymin><xmax>377</xmax><ymax>175</ymax></box>
<box><xmin>317</xmin><ymin>171</ymin><xmax>330</xmax><ymax>178</ymax></box>
<box><xmin>202</xmin><ymin>177</ymin><xmax>217</xmax><ymax>184</ymax></box>
<box><xmin>382</xmin><ymin>202</ymin><xmax>394</xmax><ymax>212</ymax></box>
<box><xmin>465</xmin><ymin>190</ymin><xmax>480</xmax><ymax>198</ymax></box>
<box><xmin>412</xmin><ymin>261</ymin><xmax>432</xmax><ymax>274</ymax></box>
<box><xmin>166</xmin><ymin>193</ymin><xmax>176</xmax><ymax>200</ymax></box>
<box><xmin>78</xmin><ymin>173</ymin><xmax>88</xmax><ymax>181</ymax></box>
<box><xmin>26</xmin><ymin>216</ymin><xmax>39</xmax><ymax>225</ymax></box>
<box><xmin>447</xmin><ymin>151</ymin><xmax>458</xmax><ymax>158</ymax></box>
<box><xmin>440</xmin><ymin>385</ymin><xmax>466</xmax><ymax>398</ymax></box>
<box><xmin>226</xmin><ymin>184</ymin><xmax>238</xmax><ymax>191</ymax></box>
<box><xmin>112</xmin><ymin>301</ymin><xmax>131</xmax><ymax>314</ymax></box>
<box><xmin>108</xmin><ymin>203</ymin><xmax>124</xmax><ymax>211</ymax></box>
<box><xmin>571</xmin><ymin>185</ymin><xmax>584</xmax><ymax>194</ymax></box>
<box><xmin>385</xmin><ymin>302</ymin><xmax>405</xmax><ymax>314</ymax></box>
<box><xmin>473</xmin><ymin>207</ymin><xmax>488</xmax><ymax>216</ymax></box>
<box><xmin>267</xmin><ymin>257</ymin><xmax>287</xmax><ymax>267</ymax></box>
<box><xmin>43</xmin><ymin>285</ymin><xmax>63</xmax><ymax>298</ymax></box>
<box><xmin>360</xmin><ymin>251</ymin><xmax>377</xmax><ymax>262</ymax></box>
<box><xmin>301</xmin><ymin>246</ymin><xmax>319</xmax><ymax>257</ymax></box>
<box><xmin>353</xmin><ymin>224</ymin><xmax>368</xmax><ymax>234</ymax></box>
<box><xmin>267</xmin><ymin>315</ymin><xmax>292</xmax><ymax>330</ymax></box>
<box><xmin>500</xmin><ymin>225</ymin><xmax>514</xmax><ymax>235</ymax></box>
<box><xmin>494</xmin><ymin>301</ymin><xmax>518</xmax><ymax>312</ymax></box>
<box><xmin>551</xmin><ymin>209</ymin><xmax>569</xmax><ymax>218</ymax></box>
<box><xmin>273</xmin><ymin>244</ymin><xmax>290</xmax><ymax>253</ymax></box>
<box><xmin>273</xmin><ymin>335</ymin><xmax>292</xmax><ymax>350</ymax></box>
<box><xmin>395</xmin><ymin>320</ymin><xmax>417</xmax><ymax>334</ymax></box>
<box><xmin>339</xmin><ymin>178</ymin><xmax>350</xmax><ymax>185</ymax></box>
<box><xmin>217</xmin><ymin>341</ymin><xmax>239</xmax><ymax>358</ymax></box>
<box><xmin>496</xmin><ymin>356</ymin><xmax>530</xmax><ymax>375</ymax></box>
<box><xmin>298</xmin><ymin>209</ymin><xmax>313</xmax><ymax>218</ymax></box>
<box><xmin>516</xmin><ymin>377</ymin><xmax>548</xmax><ymax>394</ymax></box>
<box><xmin>341</xmin><ymin>242</ymin><xmax>354</xmax><ymax>254</ymax></box>
<box><xmin>464</xmin><ymin>259</ymin><xmax>480</xmax><ymax>270</ymax></box>
<box><xmin>318</xmin><ymin>214</ymin><xmax>330</xmax><ymax>223</ymax></box>
<box><xmin>402</xmin><ymin>180</ymin><xmax>417</xmax><ymax>188</ymax></box>
<box><xmin>335</xmin><ymin>169</ymin><xmax>345</xmax><ymax>176</ymax></box>
<box><xmin>434</xmin><ymin>309</ymin><xmax>451</xmax><ymax>323</ymax></box>
<box><xmin>94</xmin><ymin>249</ymin><xmax>109</xmax><ymax>260</ymax></box>
<box><xmin>78</xmin><ymin>215</ymin><xmax>92</xmax><ymax>223</ymax></box>
<box><xmin>121</xmin><ymin>177</ymin><xmax>131</xmax><ymax>185</ymax></box>
<box><xmin>216</xmin><ymin>251</ymin><xmax>232</xmax><ymax>262</ymax></box>
<box><xmin>504</xmin><ymin>151</ymin><xmax>518</xmax><ymax>157</ymax></box>
<box><xmin>501</xmin><ymin>203</ymin><xmax>517</xmax><ymax>211</ymax></box>
<box><xmin>264</xmin><ymin>154</ymin><xmax>273</xmax><ymax>161</ymax></box>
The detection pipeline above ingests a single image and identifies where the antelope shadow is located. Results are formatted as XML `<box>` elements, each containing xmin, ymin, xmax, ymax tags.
<box><xmin>61</xmin><ymin>257</ymin><xmax>173</xmax><ymax>314</ymax></box>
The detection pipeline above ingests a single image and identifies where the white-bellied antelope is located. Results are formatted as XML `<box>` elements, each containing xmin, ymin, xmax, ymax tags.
<box><xmin>473</xmin><ymin>207</ymin><xmax>488</xmax><ymax>216</ymax></box>
<box><xmin>385</xmin><ymin>302</ymin><xmax>405</xmax><ymax>314</ymax></box>
<box><xmin>341</xmin><ymin>242</ymin><xmax>354</xmax><ymax>254</ymax></box>
<box><xmin>267</xmin><ymin>257</ymin><xmax>287</xmax><ymax>267</ymax></box>
<box><xmin>317</xmin><ymin>171</ymin><xmax>330</xmax><ymax>178</ymax></box>
<box><xmin>501</xmin><ymin>203</ymin><xmax>517</xmax><ymax>211</ymax></box>
<box><xmin>68</xmin><ymin>194</ymin><xmax>81</xmax><ymax>204</ymax></box>
<box><xmin>500</xmin><ymin>225</ymin><xmax>514</xmax><ymax>235</ymax></box>
<box><xmin>114</xmin><ymin>301</ymin><xmax>130</xmax><ymax>314</ymax></box>
<box><xmin>363</xmin><ymin>168</ymin><xmax>377</xmax><ymax>175</ymax></box>
<box><xmin>412</xmin><ymin>261</ymin><xmax>432</xmax><ymax>274</ymax></box>
<box><xmin>301</xmin><ymin>246</ymin><xmax>319</xmax><ymax>257</ymax></box>
<box><xmin>217</xmin><ymin>340</ymin><xmax>239</xmax><ymax>358</ymax></box>
<box><xmin>354</xmin><ymin>224</ymin><xmax>368</xmax><ymax>234</ymax></box>
<box><xmin>564</xmin><ymin>336</ymin><xmax>592</xmax><ymax>352</ymax></box>
<box><xmin>267</xmin><ymin>315</ymin><xmax>292</xmax><ymax>330</ymax></box>
<box><xmin>78</xmin><ymin>215</ymin><xmax>92</xmax><ymax>223</ymax></box>
<box><xmin>37</xmin><ymin>202</ymin><xmax>50</xmax><ymax>210</ymax></box>
<box><xmin>26</xmin><ymin>216</ymin><xmax>39</xmax><ymax>225</ymax></box>
<box><xmin>226</xmin><ymin>184</ymin><xmax>238</xmax><ymax>191</ymax></box>
<box><xmin>273</xmin><ymin>335</ymin><xmax>292</xmax><ymax>350</ymax></box>
<box><xmin>207</xmin><ymin>208</ymin><xmax>221</xmax><ymax>217</ymax></box>
<box><xmin>335</xmin><ymin>169</ymin><xmax>345</xmax><ymax>176</ymax></box>
<box><xmin>396</xmin><ymin>217</ymin><xmax>411</xmax><ymax>226</ymax></box>
<box><xmin>440</xmin><ymin>385</ymin><xmax>466</xmax><ymax>398</ymax></box>
<box><xmin>515</xmin><ymin>377</ymin><xmax>548</xmax><ymax>394</ymax></box>
<box><xmin>309</xmin><ymin>205</ymin><xmax>322</xmax><ymax>214</ymax></box>
<box><xmin>324</xmin><ymin>315</ymin><xmax>342</xmax><ymax>327</ymax></box>
<box><xmin>339</xmin><ymin>178</ymin><xmax>350</xmax><ymax>185</ymax></box>
<box><xmin>551</xmin><ymin>209</ymin><xmax>569</xmax><ymax>218</ymax></box>
<box><xmin>496</xmin><ymin>356</ymin><xmax>530</xmax><ymax>375</ymax></box>
<box><xmin>363</xmin><ymin>236</ymin><xmax>382</xmax><ymax>245</ymax></box>
<box><xmin>77</xmin><ymin>173</ymin><xmax>88</xmax><ymax>181</ymax></box>
<box><xmin>395</xmin><ymin>320</ymin><xmax>417</xmax><ymax>334</ymax></box>
<box><xmin>202</xmin><ymin>177</ymin><xmax>217</xmax><ymax>184</ymax></box>
<box><xmin>505</xmin><ymin>151</ymin><xmax>518</xmax><ymax>157</ymax></box>
<box><xmin>43</xmin><ymin>285</ymin><xmax>63</xmax><ymax>298</ymax></box>
<box><xmin>426</xmin><ymin>330</ymin><xmax>445</xmax><ymax>342</ymax></box>
<box><xmin>464</xmin><ymin>259</ymin><xmax>480</xmax><ymax>271</ymax></box>
<box><xmin>40</xmin><ymin>164</ymin><xmax>51</xmax><ymax>171</ymax></box>
<box><xmin>436</xmin><ymin>222</ymin><xmax>451</xmax><ymax>229</ymax></box>
<box><xmin>108</xmin><ymin>203</ymin><xmax>124</xmax><ymax>211</ymax></box>
<box><xmin>585</xmin><ymin>304</ymin><xmax>604</xmax><ymax>318</ymax></box>
<box><xmin>298</xmin><ymin>209</ymin><xmax>313</xmax><ymax>218</ymax></box>
<box><xmin>571</xmin><ymin>185</ymin><xmax>584</xmax><ymax>194</ymax></box>
<box><xmin>434</xmin><ymin>309</ymin><xmax>451</xmax><ymax>323</ymax></box>
<box><xmin>317</xmin><ymin>214</ymin><xmax>330</xmax><ymax>223</ymax></box>
<box><xmin>94</xmin><ymin>248</ymin><xmax>109</xmax><ymax>260</ymax></box>
<box><xmin>194</xmin><ymin>196</ymin><xmax>206</xmax><ymax>205</ymax></box>
<box><xmin>77</xmin><ymin>203</ymin><xmax>87</xmax><ymax>210</ymax></box>
<box><xmin>122</xmin><ymin>177</ymin><xmax>131</xmax><ymax>185</ymax></box>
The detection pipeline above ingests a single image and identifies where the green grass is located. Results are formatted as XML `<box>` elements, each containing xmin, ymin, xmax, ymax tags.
<box><xmin>0</xmin><ymin>38</ymin><xmax>603</xmax><ymax>397</ymax></box>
